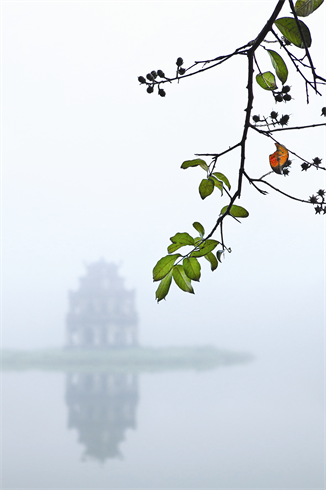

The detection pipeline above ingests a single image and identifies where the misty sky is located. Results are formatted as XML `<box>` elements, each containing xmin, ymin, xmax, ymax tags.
<box><xmin>2</xmin><ymin>0</ymin><xmax>325</xmax><ymax>362</ymax></box>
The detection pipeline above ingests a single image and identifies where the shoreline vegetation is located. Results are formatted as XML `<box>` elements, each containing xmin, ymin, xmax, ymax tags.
<box><xmin>1</xmin><ymin>346</ymin><xmax>254</xmax><ymax>373</ymax></box>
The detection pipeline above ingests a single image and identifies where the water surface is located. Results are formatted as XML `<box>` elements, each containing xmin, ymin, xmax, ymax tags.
<box><xmin>2</xmin><ymin>351</ymin><xmax>324</xmax><ymax>489</ymax></box>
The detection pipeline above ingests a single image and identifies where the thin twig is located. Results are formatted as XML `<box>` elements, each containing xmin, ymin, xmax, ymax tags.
<box><xmin>251</xmin><ymin>122</ymin><xmax>326</xmax><ymax>133</ymax></box>
<box><xmin>288</xmin><ymin>0</ymin><xmax>317</xmax><ymax>92</ymax></box>
<box><xmin>250</xmin><ymin>177</ymin><xmax>311</xmax><ymax>203</ymax></box>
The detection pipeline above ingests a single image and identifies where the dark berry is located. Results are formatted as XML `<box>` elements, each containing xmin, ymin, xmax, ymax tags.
<box><xmin>283</xmin><ymin>93</ymin><xmax>292</xmax><ymax>101</ymax></box>
<box><xmin>147</xmin><ymin>86</ymin><xmax>154</xmax><ymax>94</ymax></box>
<box><xmin>321</xmin><ymin>107</ymin><xmax>326</xmax><ymax>116</ymax></box>
<box><xmin>158</xmin><ymin>88</ymin><xmax>166</xmax><ymax>97</ymax></box>
<box><xmin>157</xmin><ymin>70</ymin><xmax>165</xmax><ymax>78</ymax></box>
<box><xmin>282</xmin><ymin>85</ymin><xmax>291</xmax><ymax>93</ymax></box>
<box><xmin>283</xmin><ymin>168</ymin><xmax>290</xmax><ymax>176</ymax></box>
<box><xmin>282</xmin><ymin>36</ymin><xmax>291</xmax><ymax>45</ymax></box>
<box><xmin>309</xmin><ymin>195</ymin><xmax>318</xmax><ymax>204</ymax></box>
<box><xmin>252</xmin><ymin>115</ymin><xmax>260</xmax><ymax>123</ymax></box>
<box><xmin>280</xmin><ymin>114</ymin><xmax>289</xmax><ymax>126</ymax></box>
<box><xmin>146</xmin><ymin>73</ymin><xmax>154</xmax><ymax>81</ymax></box>
<box><xmin>138</xmin><ymin>76</ymin><xmax>146</xmax><ymax>84</ymax></box>
<box><xmin>178</xmin><ymin>67</ymin><xmax>186</xmax><ymax>75</ymax></box>
<box><xmin>151</xmin><ymin>71</ymin><xmax>157</xmax><ymax>79</ymax></box>
<box><xmin>270</xmin><ymin>111</ymin><xmax>278</xmax><ymax>119</ymax></box>
<box><xmin>313</xmin><ymin>157</ymin><xmax>322</xmax><ymax>165</ymax></box>
<box><xmin>176</xmin><ymin>57</ymin><xmax>184</xmax><ymax>67</ymax></box>
<box><xmin>317</xmin><ymin>189</ymin><xmax>325</xmax><ymax>197</ymax></box>
<box><xmin>301</xmin><ymin>163</ymin><xmax>310</xmax><ymax>171</ymax></box>
<box><xmin>275</xmin><ymin>94</ymin><xmax>283</xmax><ymax>102</ymax></box>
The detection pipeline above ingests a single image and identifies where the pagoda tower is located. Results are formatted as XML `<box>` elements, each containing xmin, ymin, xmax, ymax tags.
<box><xmin>66</xmin><ymin>260</ymin><xmax>138</xmax><ymax>348</ymax></box>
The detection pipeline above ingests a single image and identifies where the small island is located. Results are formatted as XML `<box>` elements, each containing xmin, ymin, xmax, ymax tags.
<box><xmin>1</xmin><ymin>345</ymin><xmax>253</xmax><ymax>372</ymax></box>
<box><xmin>1</xmin><ymin>260</ymin><xmax>253</xmax><ymax>373</ymax></box>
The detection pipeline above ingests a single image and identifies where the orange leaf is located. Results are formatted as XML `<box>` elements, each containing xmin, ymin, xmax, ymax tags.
<box><xmin>269</xmin><ymin>143</ymin><xmax>289</xmax><ymax>174</ymax></box>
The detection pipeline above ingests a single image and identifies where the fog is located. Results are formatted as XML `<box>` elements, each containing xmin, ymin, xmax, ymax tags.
<box><xmin>1</xmin><ymin>1</ymin><xmax>325</xmax><ymax>488</ymax></box>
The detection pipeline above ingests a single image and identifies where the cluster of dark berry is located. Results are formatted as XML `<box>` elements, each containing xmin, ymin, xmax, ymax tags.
<box><xmin>138</xmin><ymin>70</ymin><xmax>166</xmax><ymax>97</ymax></box>
<box><xmin>273</xmin><ymin>85</ymin><xmax>292</xmax><ymax>103</ymax></box>
<box><xmin>282</xmin><ymin>159</ymin><xmax>292</xmax><ymax>176</ymax></box>
<box><xmin>252</xmin><ymin>111</ymin><xmax>290</xmax><ymax>126</ymax></box>
<box><xmin>301</xmin><ymin>157</ymin><xmax>323</xmax><ymax>171</ymax></box>
<box><xmin>308</xmin><ymin>189</ymin><xmax>326</xmax><ymax>214</ymax></box>
<box><xmin>176</xmin><ymin>57</ymin><xmax>185</xmax><ymax>75</ymax></box>
<box><xmin>138</xmin><ymin>57</ymin><xmax>186</xmax><ymax>97</ymax></box>
<box><xmin>270</xmin><ymin>110</ymin><xmax>290</xmax><ymax>126</ymax></box>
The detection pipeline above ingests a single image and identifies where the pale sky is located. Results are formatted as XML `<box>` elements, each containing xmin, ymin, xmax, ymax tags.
<box><xmin>2</xmin><ymin>0</ymin><xmax>325</xmax><ymax>359</ymax></box>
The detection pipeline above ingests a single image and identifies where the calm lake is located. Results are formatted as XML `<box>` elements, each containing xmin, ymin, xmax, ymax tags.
<box><xmin>2</xmin><ymin>349</ymin><xmax>324</xmax><ymax>489</ymax></box>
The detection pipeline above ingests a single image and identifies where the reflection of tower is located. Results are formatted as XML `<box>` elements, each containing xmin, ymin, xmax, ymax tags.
<box><xmin>66</xmin><ymin>259</ymin><xmax>138</xmax><ymax>348</ymax></box>
<box><xmin>65</xmin><ymin>372</ymin><xmax>139</xmax><ymax>461</ymax></box>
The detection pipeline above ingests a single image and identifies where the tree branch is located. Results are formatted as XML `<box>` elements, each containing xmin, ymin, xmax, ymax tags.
<box><xmin>251</xmin><ymin>122</ymin><xmax>326</xmax><ymax>133</ymax></box>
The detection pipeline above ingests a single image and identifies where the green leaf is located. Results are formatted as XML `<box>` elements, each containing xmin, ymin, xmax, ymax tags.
<box><xmin>220</xmin><ymin>205</ymin><xmax>249</xmax><ymax>218</ymax></box>
<box><xmin>199</xmin><ymin>178</ymin><xmax>214</xmax><ymax>199</ymax></box>
<box><xmin>170</xmin><ymin>232</ymin><xmax>194</xmax><ymax>246</ymax></box>
<box><xmin>209</xmin><ymin>176</ymin><xmax>223</xmax><ymax>195</ymax></box>
<box><xmin>267</xmin><ymin>50</ymin><xmax>288</xmax><ymax>84</ymax></box>
<box><xmin>167</xmin><ymin>242</ymin><xmax>184</xmax><ymax>254</ymax></box>
<box><xmin>191</xmin><ymin>239</ymin><xmax>219</xmax><ymax>257</ymax></box>
<box><xmin>295</xmin><ymin>0</ymin><xmax>324</xmax><ymax>17</ymax></box>
<box><xmin>194</xmin><ymin>237</ymin><xmax>202</xmax><ymax>245</ymax></box>
<box><xmin>181</xmin><ymin>158</ymin><xmax>208</xmax><ymax>171</ymax></box>
<box><xmin>183</xmin><ymin>257</ymin><xmax>201</xmax><ymax>281</ymax></box>
<box><xmin>212</xmin><ymin>172</ymin><xmax>231</xmax><ymax>190</ymax></box>
<box><xmin>274</xmin><ymin>17</ymin><xmax>311</xmax><ymax>48</ymax></box>
<box><xmin>216</xmin><ymin>250</ymin><xmax>224</xmax><ymax>263</ymax></box>
<box><xmin>204</xmin><ymin>252</ymin><xmax>218</xmax><ymax>271</ymax></box>
<box><xmin>153</xmin><ymin>254</ymin><xmax>180</xmax><ymax>282</ymax></box>
<box><xmin>155</xmin><ymin>270</ymin><xmax>173</xmax><ymax>302</ymax></box>
<box><xmin>193</xmin><ymin>221</ymin><xmax>205</xmax><ymax>237</ymax></box>
<box><xmin>256</xmin><ymin>72</ymin><xmax>277</xmax><ymax>91</ymax></box>
<box><xmin>199</xmin><ymin>161</ymin><xmax>209</xmax><ymax>171</ymax></box>
<box><xmin>172</xmin><ymin>265</ymin><xmax>194</xmax><ymax>294</ymax></box>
